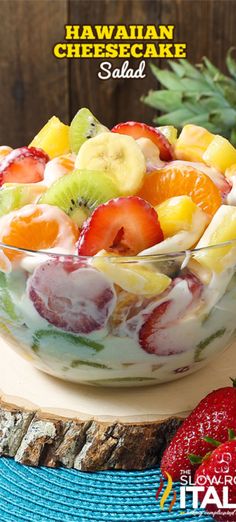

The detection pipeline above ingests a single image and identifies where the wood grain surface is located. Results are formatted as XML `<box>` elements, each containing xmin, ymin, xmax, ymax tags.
<box><xmin>0</xmin><ymin>0</ymin><xmax>68</xmax><ymax>146</ymax></box>
<box><xmin>0</xmin><ymin>0</ymin><xmax>235</xmax><ymax>144</ymax></box>
<box><xmin>0</xmin><ymin>0</ymin><xmax>236</xmax><ymax>137</ymax></box>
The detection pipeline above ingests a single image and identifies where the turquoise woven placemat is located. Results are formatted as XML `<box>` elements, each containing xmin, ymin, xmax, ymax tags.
<box><xmin>0</xmin><ymin>457</ymin><xmax>213</xmax><ymax>521</ymax></box>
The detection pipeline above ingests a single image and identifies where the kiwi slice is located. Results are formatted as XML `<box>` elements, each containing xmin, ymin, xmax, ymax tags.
<box><xmin>39</xmin><ymin>169</ymin><xmax>119</xmax><ymax>226</ymax></box>
<box><xmin>69</xmin><ymin>108</ymin><xmax>108</xmax><ymax>154</ymax></box>
<box><xmin>32</xmin><ymin>329</ymin><xmax>104</xmax><ymax>354</ymax></box>
<box><xmin>0</xmin><ymin>183</ymin><xmax>45</xmax><ymax>216</ymax></box>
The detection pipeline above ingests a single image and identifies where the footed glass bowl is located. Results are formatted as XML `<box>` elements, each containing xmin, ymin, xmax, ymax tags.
<box><xmin>0</xmin><ymin>242</ymin><xmax>236</xmax><ymax>387</ymax></box>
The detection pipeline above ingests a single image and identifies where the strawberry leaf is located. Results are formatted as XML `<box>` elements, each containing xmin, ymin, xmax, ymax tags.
<box><xmin>228</xmin><ymin>428</ymin><xmax>236</xmax><ymax>441</ymax></box>
<box><xmin>203</xmin><ymin>436</ymin><xmax>221</xmax><ymax>447</ymax></box>
<box><xmin>189</xmin><ymin>454</ymin><xmax>203</xmax><ymax>465</ymax></box>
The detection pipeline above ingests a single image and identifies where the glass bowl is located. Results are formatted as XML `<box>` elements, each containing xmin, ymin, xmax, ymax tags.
<box><xmin>0</xmin><ymin>241</ymin><xmax>236</xmax><ymax>387</ymax></box>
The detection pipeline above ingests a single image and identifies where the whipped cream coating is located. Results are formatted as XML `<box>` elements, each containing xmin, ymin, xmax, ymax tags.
<box><xmin>0</xmin><ymin>257</ymin><xmax>235</xmax><ymax>386</ymax></box>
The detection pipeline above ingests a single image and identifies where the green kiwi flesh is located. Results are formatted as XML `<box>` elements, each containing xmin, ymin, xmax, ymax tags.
<box><xmin>69</xmin><ymin>108</ymin><xmax>108</xmax><ymax>154</ymax></box>
<box><xmin>39</xmin><ymin>169</ymin><xmax>119</xmax><ymax>226</ymax></box>
<box><xmin>0</xmin><ymin>184</ymin><xmax>41</xmax><ymax>216</ymax></box>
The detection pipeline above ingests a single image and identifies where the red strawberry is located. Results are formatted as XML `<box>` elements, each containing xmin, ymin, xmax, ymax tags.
<box><xmin>161</xmin><ymin>381</ymin><xmax>236</xmax><ymax>482</ymax></box>
<box><xmin>111</xmin><ymin>121</ymin><xmax>174</xmax><ymax>161</ymax></box>
<box><xmin>0</xmin><ymin>146</ymin><xmax>49</xmax><ymax>185</ymax></box>
<box><xmin>77</xmin><ymin>196</ymin><xmax>163</xmax><ymax>256</ymax></box>
<box><xmin>195</xmin><ymin>437</ymin><xmax>236</xmax><ymax>521</ymax></box>
<box><xmin>28</xmin><ymin>259</ymin><xmax>116</xmax><ymax>334</ymax></box>
<box><xmin>139</xmin><ymin>273</ymin><xmax>202</xmax><ymax>355</ymax></box>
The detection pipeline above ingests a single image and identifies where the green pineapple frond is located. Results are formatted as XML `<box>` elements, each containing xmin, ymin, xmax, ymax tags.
<box><xmin>142</xmin><ymin>48</ymin><xmax>236</xmax><ymax>145</ymax></box>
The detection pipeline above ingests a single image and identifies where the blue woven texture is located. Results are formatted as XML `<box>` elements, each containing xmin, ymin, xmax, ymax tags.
<box><xmin>0</xmin><ymin>457</ymin><xmax>213</xmax><ymax>522</ymax></box>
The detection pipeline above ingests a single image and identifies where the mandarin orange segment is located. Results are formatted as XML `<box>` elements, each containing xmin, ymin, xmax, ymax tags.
<box><xmin>137</xmin><ymin>165</ymin><xmax>222</xmax><ymax>217</ymax></box>
<box><xmin>58</xmin><ymin>155</ymin><xmax>75</xmax><ymax>171</ymax></box>
<box><xmin>0</xmin><ymin>204</ymin><xmax>79</xmax><ymax>260</ymax></box>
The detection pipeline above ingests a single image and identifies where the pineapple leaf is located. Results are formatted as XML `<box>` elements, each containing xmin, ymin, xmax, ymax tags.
<box><xmin>156</xmin><ymin>108</ymin><xmax>197</xmax><ymax>126</ymax></box>
<box><xmin>167</xmin><ymin>60</ymin><xmax>185</xmax><ymax>78</ymax></box>
<box><xmin>180</xmin><ymin>78</ymin><xmax>210</xmax><ymax>92</ymax></box>
<box><xmin>142</xmin><ymin>90</ymin><xmax>182</xmax><ymax>112</ymax></box>
<box><xmin>202</xmin><ymin>56</ymin><xmax>222</xmax><ymax>79</ymax></box>
<box><xmin>209</xmin><ymin>108</ymin><xmax>236</xmax><ymax>129</ymax></box>
<box><xmin>230</xmin><ymin>128</ymin><xmax>236</xmax><ymax>146</ymax></box>
<box><xmin>203</xmin><ymin>56</ymin><xmax>236</xmax><ymax>89</ymax></box>
<box><xmin>144</xmin><ymin>51</ymin><xmax>236</xmax><ymax>138</ymax></box>
<box><xmin>226</xmin><ymin>47</ymin><xmax>236</xmax><ymax>80</ymax></box>
<box><xmin>200</xmin><ymin>68</ymin><xmax>226</xmax><ymax>95</ymax></box>
<box><xmin>178</xmin><ymin>59</ymin><xmax>203</xmax><ymax>79</ymax></box>
<box><xmin>181</xmin><ymin>114</ymin><xmax>220</xmax><ymax>128</ymax></box>
<box><xmin>224</xmin><ymin>86</ymin><xmax>236</xmax><ymax>107</ymax></box>
<box><xmin>183</xmin><ymin>92</ymin><xmax>229</xmax><ymax>111</ymax></box>
<box><xmin>150</xmin><ymin>64</ymin><xmax>183</xmax><ymax>90</ymax></box>
<box><xmin>154</xmin><ymin>112</ymin><xmax>220</xmax><ymax>133</ymax></box>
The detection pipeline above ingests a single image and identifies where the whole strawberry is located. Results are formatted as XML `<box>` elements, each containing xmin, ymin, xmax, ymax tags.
<box><xmin>195</xmin><ymin>437</ymin><xmax>236</xmax><ymax>521</ymax></box>
<box><xmin>161</xmin><ymin>380</ymin><xmax>236</xmax><ymax>481</ymax></box>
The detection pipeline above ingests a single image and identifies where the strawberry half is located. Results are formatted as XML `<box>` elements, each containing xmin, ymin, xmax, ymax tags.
<box><xmin>28</xmin><ymin>259</ymin><xmax>116</xmax><ymax>334</ymax></box>
<box><xmin>0</xmin><ymin>146</ymin><xmax>49</xmax><ymax>186</ymax></box>
<box><xmin>195</xmin><ymin>438</ymin><xmax>236</xmax><ymax>521</ymax></box>
<box><xmin>77</xmin><ymin>196</ymin><xmax>164</xmax><ymax>256</ymax></box>
<box><xmin>111</xmin><ymin>121</ymin><xmax>174</xmax><ymax>161</ymax></box>
<box><xmin>139</xmin><ymin>273</ymin><xmax>202</xmax><ymax>356</ymax></box>
<box><xmin>161</xmin><ymin>381</ymin><xmax>236</xmax><ymax>482</ymax></box>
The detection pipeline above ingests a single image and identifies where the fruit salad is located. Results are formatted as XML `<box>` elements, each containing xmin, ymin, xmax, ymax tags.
<box><xmin>1</xmin><ymin>114</ymin><xmax>236</xmax><ymax>386</ymax></box>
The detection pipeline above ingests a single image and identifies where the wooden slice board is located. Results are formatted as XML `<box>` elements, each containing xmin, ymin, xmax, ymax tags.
<box><xmin>0</xmin><ymin>337</ymin><xmax>235</xmax><ymax>471</ymax></box>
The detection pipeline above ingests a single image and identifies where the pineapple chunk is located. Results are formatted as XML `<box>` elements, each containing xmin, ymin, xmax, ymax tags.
<box><xmin>175</xmin><ymin>125</ymin><xmax>214</xmax><ymax>162</ymax></box>
<box><xmin>203</xmin><ymin>135</ymin><xmax>236</xmax><ymax>173</ymax></box>
<box><xmin>156</xmin><ymin>196</ymin><xmax>207</xmax><ymax>237</ymax></box>
<box><xmin>225</xmin><ymin>163</ymin><xmax>236</xmax><ymax>179</ymax></box>
<box><xmin>157</xmin><ymin>126</ymin><xmax>177</xmax><ymax>145</ymax></box>
<box><xmin>187</xmin><ymin>259</ymin><xmax>212</xmax><ymax>285</ymax></box>
<box><xmin>195</xmin><ymin>205</ymin><xmax>236</xmax><ymax>272</ymax></box>
<box><xmin>30</xmin><ymin>116</ymin><xmax>70</xmax><ymax>159</ymax></box>
<box><xmin>92</xmin><ymin>254</ymin><xmax>171</xmax><ymax>296</ymax></box>
<box><xmin>139</xmin><ymin>196</ymin><xmax>208</xmax><ymax>256</ymax></box>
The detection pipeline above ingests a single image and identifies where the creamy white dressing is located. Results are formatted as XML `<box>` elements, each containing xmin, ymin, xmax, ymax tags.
<box><xmin>4</xmin><ymin>282</ymin><xmax>235</xmax><ymax>384</ymax></box>
<box><xmin>43</xmin><ymin>154</ymin><xmax>75</xmax><ymax>187</ymax></box>
<box><xmin>0</xmin><ymin>204</ymin><xmax>77</xmax><ymax>258</ymax></box>
<box><xmin>136</xmin><ymin>137</ymin><xmax>165</xmax><ymax>171</ymax></box>
<box><xmin>0</xmin><ymin>258</ymin><xmax>234</xmax><ymax>385</ymax></box>
<box><xmin>227</xmin><ymin>175</ymin><xmax>236</xmax><ymax>205</ymax></box>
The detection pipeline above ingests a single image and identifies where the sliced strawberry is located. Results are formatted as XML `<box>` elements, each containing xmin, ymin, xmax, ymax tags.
<box><xmin>0</xmin><ymin>146</ymin><xmax>49</xmax><ymax>186</ymax></box>
<box><xmin>139</xmin><ymin>273</ymin><xmax>203</xmax><ymax>356</ymax></box>
<box><xmin>77</xmin><ymin>196</ymin><xmax>164</xmax><ymax>256</ymax></box>
<box><xmin>111</xmin><ymin>122</ymin><xmax>174</xmax><ymax>161</ymax></box>
<box><xmin>28</xmin><ymin>259</ymin><xmax>116</xmax><ymax>334</ymax></box>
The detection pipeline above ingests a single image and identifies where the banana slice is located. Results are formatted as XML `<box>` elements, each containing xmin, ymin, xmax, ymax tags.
<box><xmin>75</xmin><ymin>132</ymin><xmax>146</xmax><ymax>196</ymax></box>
